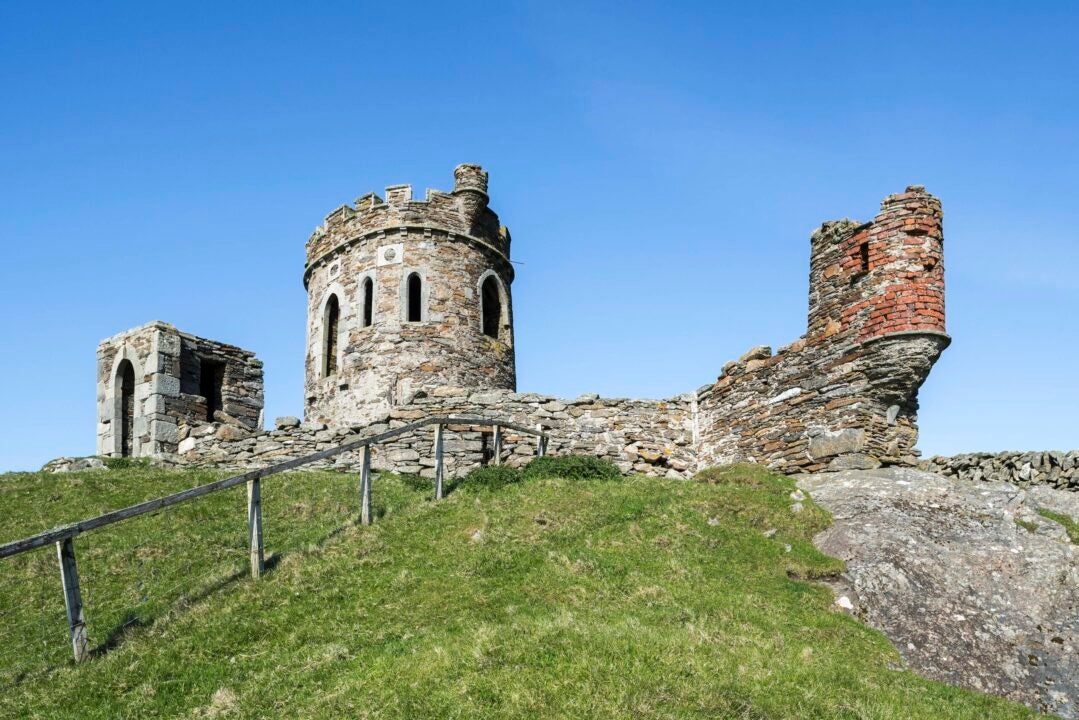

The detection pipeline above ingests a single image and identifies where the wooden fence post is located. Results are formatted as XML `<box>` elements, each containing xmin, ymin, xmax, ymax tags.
<box><xmin>492</xmin><ymin>424</ymin><xmax>502</xmax><ymax>466</ymax></box>
<box><xmin>56</xmin><ymin>537</ymin><xmax>89</xmax><ymax>663</ymax></box>
<box><xmin>360</xmin><ymin>445</ymin><xmax>372</xmax><ymax>526</ymax></box>
<box><xmin>247</xmin><ymin>478</ymin><xmax>264</xmax><ymax>579</ymax></box>
<box><xmin>536</xmin><ymin>424</ymin><xmax>547</xmax><ymax>457</ymax></box>
<box><xmin>434</xmin><ymin>424</ymin><xmax>445</xmax><ymax>500</ymax></box>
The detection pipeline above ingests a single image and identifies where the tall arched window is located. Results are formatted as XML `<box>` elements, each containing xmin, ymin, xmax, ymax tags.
<box><xmin>362</xmin><ymin>277</ymin><xmax>374</xmax><ymax>328</ymax></box>
<box><xmin>481</xmin><ymin>275</ymin><xmax>502</xmax><ymax>339</ymax></box>
<box><xmin>117</xmin><ymin>359</ymin><xmax>135</xmax><ymax>457</ymax></box>
<box><xmin>323</xmin><ymin>294</ymin><xmax>340</xmax><ymax>377</ymax></box>
<box><xmin>407</xmin><ymin>273</ymin><xmax>422</xmax><ymax>322</ymax></box>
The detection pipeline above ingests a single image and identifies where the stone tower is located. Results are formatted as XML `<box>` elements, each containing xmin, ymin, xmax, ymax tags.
<box><xmin>697</xmin><ymin>185</ymin><xmax>949</xmax><ymax>472</ymax></box>
<box><xmin>303</xmin><ymin>164</ymin><xmax>516</xmax><ymax>425</ymax></box>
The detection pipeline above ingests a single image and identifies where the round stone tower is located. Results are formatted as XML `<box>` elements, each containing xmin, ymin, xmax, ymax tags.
<box><xmin>302</xmin><ymin>164</ymin><xmax>516</xmax><ymax>425</ymax></box>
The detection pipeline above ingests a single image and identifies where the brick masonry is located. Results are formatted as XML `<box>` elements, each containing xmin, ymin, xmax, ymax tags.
<box><xmin>99</xmin><ymin>171</ymin><xmax>960</xmax><ymax>477</ymax></box>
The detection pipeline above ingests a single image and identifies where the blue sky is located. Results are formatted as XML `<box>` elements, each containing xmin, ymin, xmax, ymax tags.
<box><xmin>1</xmin><ymin>1</ymin><xmax>1076</xmax><ymax>471</ymax></box>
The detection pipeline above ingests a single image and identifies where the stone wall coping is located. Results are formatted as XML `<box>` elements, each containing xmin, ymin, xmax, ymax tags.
<box><xmin>859</xmin><ymin>329</ymin><xmax>952</xmax><ymax>348</ymax></box>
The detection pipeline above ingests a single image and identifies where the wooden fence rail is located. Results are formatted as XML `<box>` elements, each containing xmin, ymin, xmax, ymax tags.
<box><xmin>0</xmin><ymin>415</ymin><xmax>549</xmax><ymax>664</ymax></box>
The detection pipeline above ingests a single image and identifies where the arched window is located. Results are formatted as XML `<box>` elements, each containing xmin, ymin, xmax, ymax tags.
<box><xmin>362</xmin><ymin>277</ymin><xmax>374</xmax><ymax>328</ymax></box>
<box><xmin>323</xmin><ymin>294</ymin><xmax>340</xmax><ymax>377</ymax></box>
<box><xmin>407</xmin><ymin>273</ymin><xmax>422</xmax><ymax>322</ymax></box>
<box><xmin>117</xmin><ymin>359</ymin><xmax>135</xmax><ymax>457</ymax></box>
<box><xmin>481</xmin><ymin>275</ymin><xmax>502</xmax><ymax>339</ymax></box>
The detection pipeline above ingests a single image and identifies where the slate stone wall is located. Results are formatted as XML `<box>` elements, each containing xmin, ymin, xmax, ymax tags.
<box><xmin>177</xmin><ymin>388</ymin><xmax>697</xmax><ymax>479</ymax></box>
<box><xmin>303</xmin><ymin>164</ymin><xmax>516</xmax><ymax>427</ymax></box>
<box><xmin>695</xmin><ymin>186</ymin><xmax>949</xmax><ymax>473</ymax></box>
<box><xmin>920</xmin><ymin>452</ymin><xmax>1079</xmax><ymax>490</ymax></box>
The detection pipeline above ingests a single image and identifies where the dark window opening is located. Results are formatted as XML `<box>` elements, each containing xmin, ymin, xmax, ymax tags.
<box><xmin>118</xmin><ymin>360</ymin><xmax>135</xmax><ymax>457</ymax></box>
<box><xmin>407</xmin><ymin>273</ymin><xmax>422</xmax><ymax>322</ymax></box>
<box><xmin>481</xmin><ymin>275</ymin><xmax>501</xmax><ymax>338</ymax></box>
<box><xmin>199</xmin><ymin>358</ymin><xmax>225</xmax><ymax>422</ymax></box>
<box><xmin>362</xmin><ymin>277</ymin><xmax>374</xmax><ymax>327</ymax></box>
<box><xmin>858</xmin><ymin>242</ymin><xmax>870</xmax><ymax>273</ymax></box>
<box><xmin>324</xmin><ymin>294</ymin><xmax>340</xmax><ymax>377</ymax></box>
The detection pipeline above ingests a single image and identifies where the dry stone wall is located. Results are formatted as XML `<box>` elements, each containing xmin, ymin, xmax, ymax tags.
<box><xmin>920</xmin><ymin>452</ymin><xmax>1079</xmax><ymax>490</ymax></box>
<box><xmin>177</xmin><ymin>388</ymin><xmax>696</xmax><ymax>479</ymax></box>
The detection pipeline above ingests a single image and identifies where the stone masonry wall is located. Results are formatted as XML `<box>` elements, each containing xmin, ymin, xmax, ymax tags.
<box><xmin>98</xmin><ymin>322</ymin><xmax>263</xmax><ymax>459</ymax></box>
<box><xmin>696</xmin><ymin>186</ymin><xmax>949</xmax><ymax>473</ymax></box>
<box><xmin>920</xmin><ymin>452</ymin><xmax>1079</xmax><ymax>491</ymax></box>
<box><xmin>177</xmin><ymin>388</ymin><xmax>696</xmax><ymax>479</ymax></box>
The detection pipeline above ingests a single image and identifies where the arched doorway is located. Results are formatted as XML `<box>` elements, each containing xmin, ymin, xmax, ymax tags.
<box><xmin>117</xmin><ymin>360</ymin><xmax>135</xmax><ymax>457</ymax></box>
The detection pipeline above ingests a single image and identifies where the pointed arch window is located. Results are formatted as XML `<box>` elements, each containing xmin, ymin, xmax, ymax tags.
<box><xmin>407</xmin><ymin>273</ymin><xmax>422</xmax><ymax>322</ymax></box>
<box><xmin>481</xmin><ymin>275</ymin><xmax>502</xmax><ymax>339</ymax></box>
<box><xmin>323</xmin><ymin>294</ymin><xmax>340</xmax><ymax>377</ymax></box>
<box><xmin>362</xmin><ymin>277</ymin><xmax>374</xmax><ymax>328</ymax></box>
<box><xmin>117</xmin><ymin>359</ymin><xmax>135</xmax><ymax>457</ymax></box>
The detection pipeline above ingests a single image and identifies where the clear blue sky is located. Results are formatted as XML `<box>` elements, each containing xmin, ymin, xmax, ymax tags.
<box><xmin>1</xmin><ymin>2</ymin><xmax>1076</xmax><ymax>471</ymax></box>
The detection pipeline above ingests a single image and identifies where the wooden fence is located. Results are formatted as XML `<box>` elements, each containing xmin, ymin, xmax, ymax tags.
<box><xmin>0</xmin><ymin>416</ymin><xmax>549</xmax><ymax>664</ymax></box>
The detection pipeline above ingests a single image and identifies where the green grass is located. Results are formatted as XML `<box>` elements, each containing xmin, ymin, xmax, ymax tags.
<box><xmin>0</xmin><ymin>462</ymin><xmax>1039</xmax><ymax>719</ymax></box>
<box><xmin>1037</xmin><ymin>508</ymin><xmax>1079</xmax><ymax>544</ymax></box>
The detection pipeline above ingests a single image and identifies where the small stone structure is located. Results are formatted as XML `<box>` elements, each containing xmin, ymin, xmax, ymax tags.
<box><xmin>98</xmin><ymin>167</ymin><xmax>954</xmax><ymax>476</ymax></box>
<box><xmin>96</xmin><ymin>322</ymin><xmax>263</xmax><ymax>460</ymax></box>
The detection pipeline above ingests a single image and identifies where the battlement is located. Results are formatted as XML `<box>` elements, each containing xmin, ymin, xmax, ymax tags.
<box><xmin>305</xmin><ymin>165</ymin><xmax>505</xmax><ymax>268</ymax></box>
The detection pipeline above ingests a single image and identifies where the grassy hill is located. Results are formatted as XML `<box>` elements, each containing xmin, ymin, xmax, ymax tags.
<box><xmin>0</xmin><ymin>461</ymin><xmax>1039</xmax><ymax>719</ymax></box>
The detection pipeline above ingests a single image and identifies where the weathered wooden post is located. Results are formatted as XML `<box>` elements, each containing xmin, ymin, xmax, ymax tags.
<box><xmin>492</xmin><ymin>424</ymin><xmax>502</xmax><ymax>466</ymax></box>
<box><xmin>359</xmin><ymin>445</ymin><xmax>372</xmax><ymax>526</ymax></box>
<box><xmin>536</xmin><ymin>424</ymin><xmax>547</xmax><ymax>457</ymax></box>
<box><xmin>56</xmin><ymin>537</ymin><xmax>89</xmax><ymax>663</ymax></box>
<box><xmin>434</xmin><ymin>423</ymin><xmax>445</xmax><ymax>500</ymax></box>
<box><xmin>247</xmin><ymin>478</ymin><xmax>264</xmax><ymax>579</ymax></box>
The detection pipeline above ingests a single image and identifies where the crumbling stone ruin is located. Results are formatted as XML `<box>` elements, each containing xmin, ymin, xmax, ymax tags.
<box><xmin>96</xmin><ymin>322</ymin><xmax>263</xmax><ymax>459</ymax></box>
<box><xmin>97</xmin><ymin>166</ymin><xmax>951</xmax><ymax>475</ymax></box>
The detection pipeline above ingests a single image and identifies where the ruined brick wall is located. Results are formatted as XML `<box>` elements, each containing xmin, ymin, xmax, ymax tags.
<box><xmin>303</xmin><ymin>164</ymin><xmax>516</xmax><ymax>426</ymax></box>
<box><xmin>97</xmin><ymin>322</ymin><xmax>263</xmax><ymax>459</ymax></box>
<box><xmin>696</xmin><ymin>186</ymin><xmax>950</xmax><ymax>473</ymax></box>
<box><xmin>177</xmin><ymin>389</ymin><xmax>696</xmax><ymax>479</ymax></box>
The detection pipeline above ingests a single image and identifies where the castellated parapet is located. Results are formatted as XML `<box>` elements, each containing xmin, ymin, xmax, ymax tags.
<box><xmin>96</xmin><ymin>322</ymin><xmax>264</xmax><ymax>459</ymax></box>
<box><xmin>302</xmin><ymin>164</ymin><xmax>516</xmax><ymax>426</ymax></box>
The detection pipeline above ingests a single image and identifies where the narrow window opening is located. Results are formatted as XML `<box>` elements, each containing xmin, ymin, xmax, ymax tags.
<box><xmin>407</xmin><ymin>273</ymin><xmax>422</xmax><ymax>322</ymax></box>
<box><xmin>481</xmin><ymin>275</ymin><xmax>501</xmax><ymax>338</ymax></box>
<box><xmin>362</xmin><ymin>277</ymin><xmax>373</xmax><ymax>327</ymax></box>
<box><xmin>858</xmin><ymin>241</ymin><xmax>870</xmax><ymax>273</ymax></box>
<box><xmin>199</xmin><ymin>358</ymin><xmax>225</xmax><ymax>422</ymax></box>
<box><xmin>118</xmin><ymin>360</ymin><xmax>135</xmax><ymax>457</ymax></box>
<box><xmin>324</xmin><ymin>294</ymin><xmax>340</xmax><ymax>376</ymax></box>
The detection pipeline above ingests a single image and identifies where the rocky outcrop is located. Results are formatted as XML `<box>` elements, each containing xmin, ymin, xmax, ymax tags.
<box><xmin>921</xmin><ymin>451</ymin><xmax>1079</xmax><ymax>491</ymax></box>
<box><xmin>799</xmin><ymin>468</ymin><xmax>1078</xmax><ymax>718</ymax></box>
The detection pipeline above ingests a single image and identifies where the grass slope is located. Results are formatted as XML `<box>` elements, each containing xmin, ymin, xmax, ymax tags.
<box><xmin>0</xmin><ymin>463</ymin><xmax>1038</xmax><ymax>719</ymax></box>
